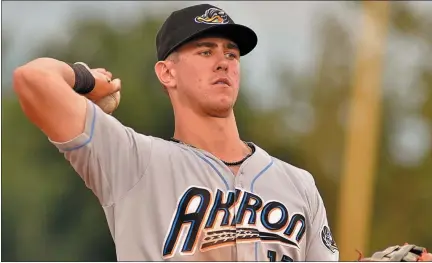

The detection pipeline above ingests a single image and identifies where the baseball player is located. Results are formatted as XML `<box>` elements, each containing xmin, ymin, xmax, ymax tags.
<box><xmin>13</xmin><ymin>4</ymin><xmax>339</xmax><ymax>261</ymax></box>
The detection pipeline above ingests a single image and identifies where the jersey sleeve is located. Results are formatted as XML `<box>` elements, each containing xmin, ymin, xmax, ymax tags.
<box><xmin>48</xmin><ymin>98</ymin><xmax>153</xmax><ymax>207</ymax></box>
<box><xmin>305</xmin><ymin>176</ymin><xmax>339</xmax><ymax>261</ymax></box>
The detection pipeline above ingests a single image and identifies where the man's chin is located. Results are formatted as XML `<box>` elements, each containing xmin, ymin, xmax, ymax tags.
<box><xmin>209</xmin><ymin>112</ymin><xmax>232</xmax><ymax>118</ymax></box>
<box><xmin>205</xmin><ymin>105</ymin><xmax>234</xmax><ymax>118</ymax></box>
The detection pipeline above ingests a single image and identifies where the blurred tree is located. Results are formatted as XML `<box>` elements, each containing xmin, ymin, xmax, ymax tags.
<box><xmin>2</xmin><ymin>29</ymin><xmax>11</xmax><ymax>96</ymax></box>
<box><xmin>271</xmin><ymin>1</ymin><xmax>432</xmax><ymax>258</ymax></box>
<box><xmin>368</xmin><ymin>1</ymin><xmax>432</xmax><ymax>253</ymax></box>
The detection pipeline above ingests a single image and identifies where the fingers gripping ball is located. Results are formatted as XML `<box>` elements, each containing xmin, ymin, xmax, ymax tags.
<box><xmin>73</xmin><ymin>62</ymin><xmax>121</xmax><ymax>114</ymax></box>
<box><xmin>93</xmin><ymin>75</ymin><xmax>122</xmax><ymax>114</ymax></box>
<box><xmin>95</xmin><ymin>90</ymin><xmax>121</xmax><ymax>114</ymax></box>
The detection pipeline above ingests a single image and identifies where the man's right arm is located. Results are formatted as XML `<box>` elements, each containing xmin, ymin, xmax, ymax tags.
<box><xmin>13</xmin><ymin>58</ymin><xmax>153</xmax><ymax>206</ymax></box>
<box><xmin>13</xmin><ymin>57</ymin><xmax>89</xmax><ymax>142</ymax></box>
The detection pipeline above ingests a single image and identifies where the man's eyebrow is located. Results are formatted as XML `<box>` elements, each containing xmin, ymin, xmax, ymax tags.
<box><xmin>195</xmin><ymin>41</ymin><xmax>239</xmax><ymax>50</ymax></box>
<box><xmin>195</xmin><ymin>42</ymin><xmax>218</xmax><ymax>48</ymax></box>
<box><xmin>226</xmin><ymin>42</ymin><xmax>239</xmax><ymax>50</ymax></box>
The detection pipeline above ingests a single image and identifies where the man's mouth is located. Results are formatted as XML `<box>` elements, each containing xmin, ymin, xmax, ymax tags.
<box><xmin>213</xmin><ymin>78</ymin><xmax>231</xmax><ymax>86</ymax></box>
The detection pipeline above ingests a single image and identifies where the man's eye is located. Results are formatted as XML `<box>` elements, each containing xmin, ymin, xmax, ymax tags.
<box><xmin>226</xmin><ymin>53</ymin><xmax>238</xmax><ymax>59</ymax></box>
<box><xmin>200</xmin><ymin>51</ymin><xmax>211</xmax><ymax>56</ymax></box>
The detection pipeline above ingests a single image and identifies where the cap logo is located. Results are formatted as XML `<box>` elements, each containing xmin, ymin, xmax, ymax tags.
<box><xmin>194</xmin><ymin>7</ymin><xmax>229</xmax><ymax>24</ymax></box>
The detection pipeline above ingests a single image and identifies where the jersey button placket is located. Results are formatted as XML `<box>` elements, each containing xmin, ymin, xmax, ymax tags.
<box><xmin>235</xmin><ymin>169</ymin><xmax>247</xmax><ymax>261</ymax></box>
<box><xmin>237</xmin><ymin>170</ymin><xmax>244</xmax><ymax>188</ymax></box>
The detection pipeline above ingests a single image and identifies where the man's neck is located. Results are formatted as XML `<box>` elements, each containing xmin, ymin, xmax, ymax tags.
<box><xmin>172</xmin><ymin>109</ymin><xmax>250</xmax><ymax>164</ymax></box>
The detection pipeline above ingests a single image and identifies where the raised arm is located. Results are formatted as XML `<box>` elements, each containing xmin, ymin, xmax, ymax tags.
<box><xmin>13</xmin><ymin>57</ymin><xmax>119</xmax><ymax>142</ymax></box>
<box><xmin>305</xmin><ymin>177</ymin><xmax>339</xmax><ymax>261</ymax></box>
<box><xmin>12</xmin><ymin>58</ymin><xmax>153</xmax><ymax>207</ymax></box>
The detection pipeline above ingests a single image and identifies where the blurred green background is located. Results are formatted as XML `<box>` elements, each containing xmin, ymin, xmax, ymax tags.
<box><xmin>2</xmin><ymin>1</ymin><xmax>431</xmax><ymax>261</ymax></box>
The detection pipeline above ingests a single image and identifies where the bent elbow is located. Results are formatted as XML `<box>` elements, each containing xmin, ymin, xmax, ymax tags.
<box><xmin>12</xmin><ymin>62</ymin><xmax>49</xmax><ymax>97</ymax></box>
<box><xmin>12</xmin><ymin>66</ymin><xmax>30</xmax><ymax>96</ymax></box>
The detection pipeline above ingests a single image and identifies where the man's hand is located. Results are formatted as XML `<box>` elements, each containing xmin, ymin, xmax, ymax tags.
<box><xmin>358</xmin><ymin>244</ymin><xmax>432</xmax><ymax>262</ymax></box>
<box><xmin>419</xmin><ymin>252</ymin><xmax>432</xmax><ymax>261</ymax></box>
<box><xmin>74</xmin><ymin>63</ymin><xmax>121</xmax><ymax>103</ymax></box>
<box><xmin>74</xmin><ymin>63</ymin><xmax>122</xmax><ymax>114</ymax></box>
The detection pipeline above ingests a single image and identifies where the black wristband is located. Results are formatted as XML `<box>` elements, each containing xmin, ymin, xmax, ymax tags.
<box><xmin>69</xmin><ymin>63</ymin><xmax>95</xmax><ymax>95</ymax></box>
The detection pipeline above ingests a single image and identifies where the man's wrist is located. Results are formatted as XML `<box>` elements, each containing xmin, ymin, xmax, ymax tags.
<box><xmin>68</xmin><ymin>62</ymin><xmax>95</xmax><ymax>95</ymax></box>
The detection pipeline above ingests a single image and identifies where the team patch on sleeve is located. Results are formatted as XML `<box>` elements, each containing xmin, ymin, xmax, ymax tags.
<box><xmin>321</xmin><ymin>225</ymin><xmax>338</xmax><ymax>253</ymax></box>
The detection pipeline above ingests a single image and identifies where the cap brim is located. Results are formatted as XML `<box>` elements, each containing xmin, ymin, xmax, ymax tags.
<box><xmin>164</xmin><ymin>23</ymin><xmax>258</xmax><ymax>60</ymax></box>
<box><xmin>195</xmin><ymin>24</ymin><xmax>258</xmax><ymax>56</ymax></box>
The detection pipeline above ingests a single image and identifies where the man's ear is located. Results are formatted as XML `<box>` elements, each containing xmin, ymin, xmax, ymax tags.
<box><xmin>154</xmin><ymin>60</ymin><xmax>176</xmax><ymax>90</ymax></box>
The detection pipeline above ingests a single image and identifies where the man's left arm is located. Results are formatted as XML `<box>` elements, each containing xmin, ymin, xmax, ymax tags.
<box><xmin>305</xmin><ymin>182</ymin><xmax>339</xmax><ymax>261</ymax></box>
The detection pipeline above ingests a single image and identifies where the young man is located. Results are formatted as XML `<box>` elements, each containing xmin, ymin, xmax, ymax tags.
<box><xmin>12</xmin><ymin>3</ymin><xmax>339</xmax><ymax>261</ymax></box>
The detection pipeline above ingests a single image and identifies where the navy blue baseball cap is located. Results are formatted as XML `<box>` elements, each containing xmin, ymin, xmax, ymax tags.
<box><xmin>156</xmin><ymin>4</ymin><xmax>258</xmax><ymax>61</ymax></box>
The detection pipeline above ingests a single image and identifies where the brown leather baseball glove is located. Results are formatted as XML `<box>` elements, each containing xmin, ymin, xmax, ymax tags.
<box><xmin>358</xmin><ymin>244</ymin><xmax>432</xmax><ymax>261</ymax></box>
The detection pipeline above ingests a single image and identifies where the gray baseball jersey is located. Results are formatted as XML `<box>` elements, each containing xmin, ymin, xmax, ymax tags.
<box><xmin>49</xmin><ymin>99</ymin><xmax>339</xmax><ymax>261</ymax></box>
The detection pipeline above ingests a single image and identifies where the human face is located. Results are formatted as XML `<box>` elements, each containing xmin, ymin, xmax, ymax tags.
<box><xmin>171</xmin><ymin>36</ymin><xmax>241</xmax><ymax>118</ymax></box>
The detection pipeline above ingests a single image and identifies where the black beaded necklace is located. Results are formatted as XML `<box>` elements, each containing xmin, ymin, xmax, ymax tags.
<box><xmin>169</xmin><ymin>137</ymin><xmax>255</xmax><ymax>166</ymax></box>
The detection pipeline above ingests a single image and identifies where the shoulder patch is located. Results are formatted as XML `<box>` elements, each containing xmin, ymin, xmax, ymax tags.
<box><xmin>321</xmin><ymin>225</ymin><xmax>338</xmax><ymax>253</ymax></box>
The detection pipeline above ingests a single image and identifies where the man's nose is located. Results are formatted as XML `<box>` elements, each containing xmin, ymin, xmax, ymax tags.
<box><xmin>214</xmin><ymin>53</ymin><xmax>229</xmax><ymax>72</ymax></box>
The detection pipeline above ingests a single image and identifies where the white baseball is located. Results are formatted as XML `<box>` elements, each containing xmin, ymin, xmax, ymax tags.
<box><xmin>95</xmin><ymin>91</ymin><xmax>121</xmax><ymax>114</ymax></box>
<box><xmin>73</xmin><ymin>62</ymin><xmax>120</xmax><ymax>114</ymax></box>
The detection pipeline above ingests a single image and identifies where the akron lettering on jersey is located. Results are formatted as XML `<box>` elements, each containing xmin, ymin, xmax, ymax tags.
<box><xmin>162</xmin><ymin>186</ymin><xmax>306</xmax><ymax>258</ymax></box>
